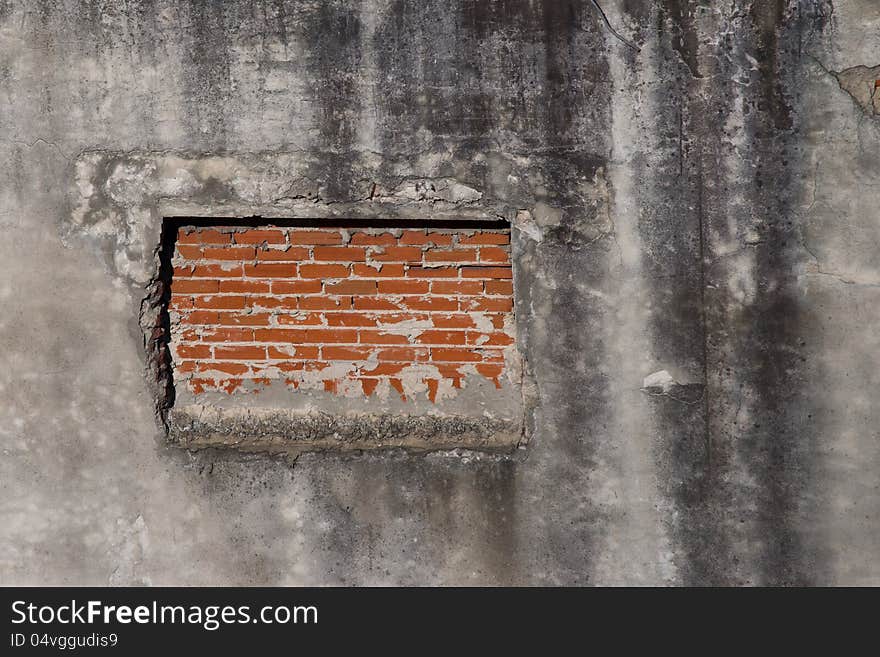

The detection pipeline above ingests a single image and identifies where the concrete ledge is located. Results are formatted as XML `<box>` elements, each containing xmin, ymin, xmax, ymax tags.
<box><xmin>168</xmin><ymin>405</ymin><xmax>522</xmax><ymax>456</ymax></box>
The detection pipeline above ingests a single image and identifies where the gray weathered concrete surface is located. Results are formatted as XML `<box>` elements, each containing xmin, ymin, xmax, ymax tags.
<box><xmin>1</xmin><ymin>0</ymin><xmax>878</xmax><ymax>585</ymax></box>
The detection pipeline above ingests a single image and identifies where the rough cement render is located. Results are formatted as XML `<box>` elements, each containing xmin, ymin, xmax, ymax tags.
<box><xmin>1</xmin><ymin>0</ymin><xmax>879</xmax><ymax>585</ymax></box>
<box><xmin>66</xmin><ymin>158</ymin><xmax>528</xmax><ymax>454</ymax></box>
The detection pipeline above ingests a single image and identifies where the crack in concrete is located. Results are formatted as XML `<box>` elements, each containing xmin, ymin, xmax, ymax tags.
<box><xmin>5</xmin><ymin>137</ymin><xmax>73</xmax><ymax>161</ymax></box>
<box><xmin>589</xmin><ymin>0</ymin><xmax>639</xmax><ymax>51</ymax></box>
<box><xmin>801</xmin><ymin>240</ymin><xmax>880</xmax><ymax>288</ymax></box>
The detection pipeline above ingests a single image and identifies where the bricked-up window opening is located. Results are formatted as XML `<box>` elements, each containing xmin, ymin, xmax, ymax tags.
<box><xmin>154</xmin><ymin>218</ymin><xmax>523</xmax><ymax>455</ymax></box>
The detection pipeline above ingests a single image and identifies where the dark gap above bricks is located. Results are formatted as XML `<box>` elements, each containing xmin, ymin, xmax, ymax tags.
<box><xmin>163</xmin><ymin>216</ymin><xmax>510</xmax><ymax>230</ymax></box>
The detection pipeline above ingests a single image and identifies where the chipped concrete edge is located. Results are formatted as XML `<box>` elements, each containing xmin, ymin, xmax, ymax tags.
<box><xmin>169</xmin><ymin>405</ymin><xmax>522</xmax><ymax>457</ymax></box>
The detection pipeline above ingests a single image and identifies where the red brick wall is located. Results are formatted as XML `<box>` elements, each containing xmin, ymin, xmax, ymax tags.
<box><xmin>168</xmin><ymin>225</ymin><xmax>515</xmax><ymax>402</ymax></box>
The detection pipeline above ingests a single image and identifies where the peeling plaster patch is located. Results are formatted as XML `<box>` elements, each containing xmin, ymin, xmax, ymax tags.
<box><xmin>641</xmin><ymin>369</ymin><xmax>704</xmax><ymax>405</ymax></box>
<box><xmin>643</xmin><ymin>369</ymin><xmax>676</xmax><ymax>392</ymax></box>
<box><xmin>107</xmin><ymin>514</ymin><xmax>150</xmax><ymax>586</ymax></box>
<box><xmin>372</xmin><ymin>178</ymin><xmax>483</xmax><ymax>205</ymax></box>
<box><xmin>513</xmin><ymin>209</ymin><xmax>542</xmax><ymax>242</ymax></box>
<box><xmin>532</xmin><ymin>202</ymin><xmax>563</xmax><ymax>228</ymax></box>
<box><xmin>834</xmin><ymin>64</ymin><xmax>880</xmax><ymax>115</ymax></box>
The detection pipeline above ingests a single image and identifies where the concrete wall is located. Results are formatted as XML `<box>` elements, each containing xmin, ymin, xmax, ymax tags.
<box><xmin>2</xmin><ymin>0</ymin><xmax>878</xmax><ymax>585</ymax></box>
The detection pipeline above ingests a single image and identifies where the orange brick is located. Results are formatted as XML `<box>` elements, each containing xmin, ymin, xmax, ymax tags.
<box><xmin>176</xmin><ymin>344</ymin><xmax>212</xmax><ymax>359</ymax></box>
<box><xmin>190</xmin><ymin>264</ymin><xmax>243</xmax><ymax>278</ymax></box>
<box><xmin>476</xmin><ymin>363</ymin><xmax>504</xmax><ymax>385</ymax></box>
<box><xmin>357</xmin><ymin>330</ymin><xmax>409</xmax><ymax>345</ymax></box>
<box><xmin>244</xmin><ymin>263</ymin><xmax>297</xmax><ymax>278</ymax></box>
<box><xmin>254</xmin><ymin>328</ymin><xmax>308</xmax><ymax>343</ymax></box>
<box><xmin>361</xmin><ymin>362</ymin><xmax>406</xmax><ymax>376</ymax></box>
<box><xmin>351</xmin><ymin>232</ymin><xmax>397</xmax><ymax>245</ymax></box>
<box><xmin>255</xmin><ymin>247</ymin><xmax>310</xmax><ymax>261</ymax></box>
<box><xmin>299</xmin><ymin>296</ymin><xmax>351</xmax><ymax>310</ymax></box>
<box><xmin>216</xmin><ymin>312</ymin><xmax>272</xmax><ymax>326</ymax></box>
<box><xmin>353</xmin><ymin>297</ymin><xmax>400</xmax><ymax>311</ymax></box>
<box><xmin>430</xmin><ymin>281</ymin><xmax>482</xmax><ymax>295</ymax></box>
<box><xmin>177</xmin><ymin>228</ymin><xmax>231</xmax><ymax>244</ymax></box>
<box><xmin>426</xmin><ymin>378</ymin><xmax>439</xmax><ymax>403</ymax></box>
<box><xmin>175</xmin><ymin>360</ymin><xmax>198</xmax><ymax>374</ymax></box>
<box><xmin>431</xmin><ymin>314</ymin><xmax>475</xmax><ymax>329</ymax></box>
<box><xmin>430</xmin><ymin>348</ymin><xmax>483</xmax><ymax>362</ymax></box>
<box><xmin>378</xmin><ymin>280</ymin><xmax>429</xmax><ymax>294</ymax></box>
<box><xmin>288</xmin><ymin>230</ymin><xmax>342</xmax><ymax>245</ymax></box>
<box><xmin>416</xmin><ymin>330</ymin><xmax>467</xmax><ymax>345</ymax></box>
<box><xmin>479</xmin><ymin>247</ymin><xmax>510</xmax><ymax>263</ymax></box>
<box><xmin>369</xmin><ymin>246</ymin><xmax>422</xmax><ymax>262</ymax></box>
<box><xmin>274</xmin><ymin>362</ymin><xmax>306</xmax><ymax>373</ymax></box>
<box><xmin>233</xmin><ymin>229</ymin><xmax>286</xmax><ymax>244</ymax></box>
<box><xmin>467</xmin><ymin>331</ymin><xmax>515</xmax><ymax>346</ymax></box>
<box><xmin>214</xmin><ymin>345</ymin><xmax>266</xmax><ymax>360</ymax></box>
<box><xmin>325</xmin><ymin>280</ymin><xmax>377</xmax><ymax>295</ymax></box>
<box><xmin>179</xmin><ymin>328</ymin><xmax>201</xmax><ymax>341</ymax></box>
<box><xmin>169</xmin><ymin>296</ymin><xmax>194</xmax><ymax>310</ymax></box>
<box><xmin>176</xmin><ymin>244</ymin><xmax>203</xmax><ymax>259</ymax></box>
<box><xmin>487</xmin><ymin>314</ymin><xmax>506</xmax><ymax>329</ymax></box>
<box><xmin>478</xmin><ymin>349</ymin><xmax>506</xmax><ymax>362</ymax></box>
<box><xmin>405</xmin><ymin>266</ymin><xmax>458</xmax><ymax>278</ymax></box>
<box><xmin>400</xmin><ymin>297</ymin><xmax>458</xmax><ymax>312</ymax></box>
<box><xmin>460</xmin><ymin>297</ymin><xmax>514</xmax><ymax>312</ymax></box>
<box><xmin>377</xmin><ymin>347</ymin><xmax>429</xmax><ymax>361</ymax></box>
<box><xmin>323</xmin><ymin>346</ymin><xmax>373</xmax><ymax>360</ymax></box>
<box><xmin>219</xmin><ymin>280</ymin><xmax>270</xmax><ymax>293</ymax></box>
<box><xmin>246</xmin><ymin>296</ymin><xmax>299</xmax><ymax>310</ymax></box>
<box><xmin>199</xmin><ymin>328</ymin><xmax>254</xmax><ymax>342</ymax></box>
<box><xmin>400</xmin><ymin>230</ymin><xmax>453</xmax><ymax>246</ymax></box>
<box><xmin>267</xmin><ymin>345</ymin><xmax>320</xmax><ymax>359</ymax></box>
<box><xmin>176</xmin><ymin>229</ymin><xmax>199</xmax><ymax>244</ymax></box>
<box><xmin>200</xmin><ymin>246</ymin><xmax>256</xmax><ymax>260</ymax></box>
<box><xmin>314</xmin><ymin>246</ymin><xmax>366</xmax><ymax>262</ymax></box>
<box><xmin>484</xmin><ymin>280</ymin><xmax>513</xmax><ymax>295</ymax></box>
<box><xmin>193</xmin><ymin>295</ymin><xmax>247</xmax><ymax>310</ymax></box>
<box><xmin>198</xmin><ymin>361</ymin><xmax>250</xmax><ymax>375</ymax></box>
<box><xmin>353</xmin><ymin>263</ymin><xmax>406</xmax><ymax>277</ymax></box>
<box><xmin>180</xmin><ymin>310</ymin><xmax>219</xmax><ymax>325</ymax></box>
<box><xmin>172</xmin><ymin>279</ymin><xmax>218</xmax><ymax>294</ymax></box>
<box><xmin>188</xmin><ymin>379</ymin><xmax>214</xmax><ymax>393</ymax></box>
<box><xmin>424</xmin><ymin>248</ymin><xmax>478</xmax><ymax>263</ymax></box>
<box><xmin>219</xmin><ymin>378</ymin><xmax>247</xmax><ymax>394</ymax></box>
<box><xmin>276</xmin><ymin>312</ymin><xmax>324</xmax><ymax>326</ymax></box>
<box><xmin>376</xmin><ymin>313</ymin><xmax>429</xmax><ymax>325</ymax></box>
<box><xmin>299</xmin><ymin>263</ymin><xmax>350</xmax><ymax>278</ymax></box>
<box><xmin>459</xmin><ymin>231</ymin><xmax>510</xmax><ymax>245</ymax></box>
<box><xmin>460</xmin><ymin>266</ymin><xmax>512</xmax><ymax>279</ymax></box>
<box><xmin>435</xmin><ymin>363</ymin><xmax>465</xmax><ymax>380</ymax></box>
<box><xmin>271</xmin><ymin>280</ymin><xmax>322</xmax><ymax>294</ymax></box>
<box><xmin>360</xmin><ymin>378</ymin><xmax>380</xmax><ymax>396</ymax></box>
<box><xmin>306</xmin><ymin>329</ymin><xmax>358</xmax><ymax>343</ymax></box>
<box><xmin>326</xmin><ymin>313</ymin><xmax>378</xmax><ymax>327</ymax></box>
